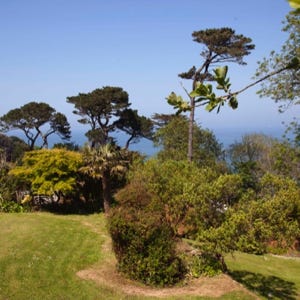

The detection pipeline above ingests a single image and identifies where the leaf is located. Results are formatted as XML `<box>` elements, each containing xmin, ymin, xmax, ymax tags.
<box><xmin>190</xmin><ymin>83</ymin><xmax>209</xmax><ymax>97</ymax></box>
<box><xmin>288</xmin><ymin>0</ymin><xmax>300</xmax><ymax>9</ymax></box>
<box><xmin>214</xmin><ymin>66</ymin><xmax>228</xmax><ymax>80</ymax></box>
<box><xmin>213</xmin><ymin>66</ymin><xmax>231</xmax><ymax>92</ymax></box>
<box><xmin>229</xmin><ymin>96</ymin><xmax>238</xmax><ymax>109</ymax></box>
<box><xmin>205</xmin><ymin>102</ymin><xmax>217</xmax><ymax>112</ymax></box>
<box><xmin>287</xmin><ymin>57</ymin><xmax>300</xmax><ymax>69</ymax></box>
<box><xmin>166</xmin><ymin>92</ymin><xmax>191</xmax><ymax>113</ymax></box>
<box><xmin>166</xmin><ymin>92</ymin><xmax>179</xmax><ymax>105</ymax></box>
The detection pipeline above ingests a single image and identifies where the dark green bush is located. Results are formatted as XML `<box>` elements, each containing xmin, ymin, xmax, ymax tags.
<box><xmin>108</xmin><ymin>181</ymin><xmax>186</xmax><ymax>286</ymax></box>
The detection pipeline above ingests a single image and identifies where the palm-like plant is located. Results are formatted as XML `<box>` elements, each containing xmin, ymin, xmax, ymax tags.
<box><xmin>81</xmin><ymin>144</ymin><xmax>129</xmax><ymax>212</ymax></box>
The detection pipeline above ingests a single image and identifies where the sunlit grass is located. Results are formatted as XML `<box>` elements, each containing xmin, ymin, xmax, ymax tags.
<box><xmin>1</xmin><ymin>213</ymin><xmax>298</xmax><ymax>299</ymax></box>
<box><xmin>0</xmin><ymin>213</ymin><xmax>107</xmax><ymax>299</ymax></box>
<box><xmin>226</xmin><ymin>252</ymin><xmax>300</xmax><ymax>299</ymax></box>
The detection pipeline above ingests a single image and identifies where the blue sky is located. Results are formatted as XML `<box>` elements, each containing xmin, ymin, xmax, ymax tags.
<box><xmin>1</xmin><ymin>0</ymin><xmax>299</xmax><ymax>144</ymax></box>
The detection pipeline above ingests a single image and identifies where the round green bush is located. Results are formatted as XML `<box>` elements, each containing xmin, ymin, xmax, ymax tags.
<box><xmin>108</xmin><ymin>181</ymin><xmax>186</xmax><ymax>286</ymax></box>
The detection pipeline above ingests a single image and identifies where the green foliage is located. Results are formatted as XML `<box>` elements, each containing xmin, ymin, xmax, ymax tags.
<box><xmin>228</xmin><ymin>134</ymin><xmax>300</xmax><ymax>185</ymax></box>
<box><xmin>115</xmin><ymin>108</ymin><xmax>153</xmax><ymax>149</ymax></box>
<box><xmin>191</xmin><ymin>28</ymin><xmax>254</xmax><ymax>64</ymax></box>
<box><xmin>255</xmin><ymin>12</ymin><xmax>300</xmax><ymax>111</ymax></box>
<box><xmin>0</xmin><ymin>102</ymin><xmax>71</xmax><ymax>150</ymax></box>
<box><xmin>0</xmin><ymin>197</ymin><xmax>26</xmax><ymax>212</ymax></box>
<box><xmin>0</xmin><ymin>155</ymin><xmax>28</xmax><ymax>211</ymax></box>
<box><xmin>214</xmin><ymin>66</ymin><xmax>231</xmax><ymax>91</ymax></box>
<box><xmin>182</xmin><ymin>251</ymin><xmax>224</xmax><ymax>277</ymax></box>
<box><xmin>127</xmin><ymin>159</ymin><xmax>244</xmax><ymax>236</ymax></box>
<box><xmin>9</xmin><ymin>149</ymin><xmax>83</xmax><ymax>198</ymax></box>
<box><xmin>288</xmin><ymin>0</ymin><xmax>300</xmax><ymax>12</ymax></box>
<box><xmin>227</xmin><ymin>133</ymin><xmax>281</xmax><ymax>188</ymax></box>
<box><xmin>141</xmin><ymin>158</ymin><xmax>298</xmax><ymax>255</ymax></box>
<box><xmin>232</xmin><ymin>161</ymin><xmax>260</xmax><ymax>190</ymax></box>
<box><xmin>289</xmin><ymin>0</ymin><xmax>300</xmax><ymax>9</ymax></box>
<box><xmin>110</xmin><ymin>155</ymin><xmax>300</xmax><ymax>284</ymax></box>
<box><xmin>153</xmin><ymin>115</ymin><xmax>224</xmax><ymax>167</ymax></box>
<box><xmin>166</xmin><ymin>92</ymin><xmax>190</xmax><ymax>114</ymax></box>
<box><xmin>81</xmin><ymin>144</ymin><xmax>130</xmax><ymax>212</ymax></box>
<box><xmin>271</xmin><ymin>141</ymin><xmax>300</xmax><ymax>183</ymax></box>
<box><xmin>171</xmin><ymin>27</ymin><xmax>255</xmax><ymax>160</ymax></box>
<box><xmin>221</xmin><ymin>173</ymin><xmax>300</xmax><ymax>254</ymax></box>
<box><xmin>121</xmin><ymin>159</ymin><xmax>247</xmax><ymax>277</ymax></box>
<box><xmin>81</xmin><ymin>144</ymin><xmax>128</xmax><ymax>180</ymax></box>
<box><xmin>169</xmin><ymin>66</ymin><xmax>238</xmax><ymax>114</ymax></box>
<box><xmin>108</xmin><ymin>180</ymin><xmax>185</xmax><ymax>286</ymax></box>
<box><xmin>0</xmin><ymin>134</ymin><xmax>29</xmax><ymax>163</ymax></box>
<box><xmin>189</xmin><ymin>66</ymin><xmax>238</xmax><ymax>113</ymax></box>
<box><xmin>67</xmin><ymin>86</ymin><xmax>152</xmax><ymax>148</ymax></box>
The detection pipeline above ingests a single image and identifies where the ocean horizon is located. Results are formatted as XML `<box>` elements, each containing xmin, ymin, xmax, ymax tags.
<box><xmin>8</xmin><ymin>126</ymin><xmax>287</xmax><ymax>157</ymax></box>
<box><xmin>62</xmin><ymin>126</ymin><xmax>288</xmax><ymax>157</ymax></box>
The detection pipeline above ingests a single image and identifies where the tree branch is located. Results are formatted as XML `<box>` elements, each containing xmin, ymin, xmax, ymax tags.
<box><xmin>231</xmin><ymin>65</ymin><xmax>292</xmax><ymax>97</ymax></box>
<box><xmin>180</xmin><ymin>82</ymin><xmax>192</xmax><ymax>100</ymax></box>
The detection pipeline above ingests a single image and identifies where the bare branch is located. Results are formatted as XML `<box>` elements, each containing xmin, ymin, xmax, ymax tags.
<box><xmin>231</xmin><ymin>65</ymin><xmax>291</xmax><ymax>97</ymax></box>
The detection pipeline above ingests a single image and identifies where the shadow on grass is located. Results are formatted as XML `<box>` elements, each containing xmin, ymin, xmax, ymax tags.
<box><xmin>229</xmin><ymin>270</ymin><xmax>297</xmax><ymax>300</ymax></box>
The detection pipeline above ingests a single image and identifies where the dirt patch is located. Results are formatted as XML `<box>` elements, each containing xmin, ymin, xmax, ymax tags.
<box><xmin>77</xmin><ymin>266</ymin><xmax>251</xmax><ymax>298</ymax></box>
<box><xmin>78</xmin><ymin>219</ymin><xmax>255</xmax><ymax>298</ymax></box>
<box><xmin>77</xmin><ymin>250</ymin><xmax>254</xmax><ymax>299</ymax></box>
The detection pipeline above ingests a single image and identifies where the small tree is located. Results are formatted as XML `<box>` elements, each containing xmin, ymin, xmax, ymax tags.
<box><xmin>67</xmin><ymin>86</ymin><xmax>153</xmax><ymax>148</ymax></box>
<box><xmin>9</xmin><ymin>149</ymin><xmax>83</xmax><ymax>201</ymax></box>
<box><xmin>0</xmin><ymin>133</ymin><xmax>29</xmax><ymax>163</ymax></box>
<box><xmin>0</xmin><ymin>102</ymin><xmax>71</xmax><ymax>150</ymax></box>
<box><xmin>168</xmin><ymin>26</ymin><xmax>299</xmax><ymax>162</ymax></box>
<box><xmin>256</xmin><ymin>12</ymin><xmax>300</xmax><ymax>111</ymax></box>
<box><xmin>67</xmin><ymin>86</ymin><xmax>153</xmax><ymax>212</ymax></box>
<box><xmin>153</xmin><ymin>114</ymin><xmax>224</xmax><ymax>167</ymax></box>
<box><xmin>228</xmin><ymin>134</ymin><xmax>300</xmax><ymax>185</ymax></box>
<box><xmin>80</xmin><ymin>144</ymin><xmax>129</xmax><ymax>212</ymax></box>
<box><xmin>255</xmin><ymin>12</ymin><xmax>300</xmax><ymax>144</ymax></box>
<box><xmin>168</xmin><ymin>28</ymin><xmax>255</xmax><ymax>162</ymax></box>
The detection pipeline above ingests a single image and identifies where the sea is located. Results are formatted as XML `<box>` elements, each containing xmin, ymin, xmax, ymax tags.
<box><xmin>53</xmin><ymin>126</ymin><xmax>287</xmax><ymax>157</ymax></box>
<box><xmin>8</xmin><ymin>126</ymin><xmax>287</xmax><ymax>158</ymax></box>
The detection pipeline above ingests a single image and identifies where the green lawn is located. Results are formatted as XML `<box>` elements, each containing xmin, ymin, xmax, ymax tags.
<box><xmin>0</xmin><ymin>213</ymin><xmax>299</xmax><ymax>300</ymax></box>
<box><xmin>226</xmin><ymin>252</ymin><xmax>300</xmax><ymax>300</ymax></box>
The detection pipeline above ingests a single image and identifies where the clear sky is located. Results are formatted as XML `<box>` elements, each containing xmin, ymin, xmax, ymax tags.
<box><xmin>1</xmin><ymin>0</ymin><xmax>299</xmax><ymax>143</ymax></box>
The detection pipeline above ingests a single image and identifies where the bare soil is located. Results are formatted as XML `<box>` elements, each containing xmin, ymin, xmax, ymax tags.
<box><xmin>77</xmin><ymin>221</ymin><xmax>256</xmax><ymax>298</ymax></box>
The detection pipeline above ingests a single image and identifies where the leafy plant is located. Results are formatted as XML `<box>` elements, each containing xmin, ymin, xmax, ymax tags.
<box><xmin>9</xmin><ymin>148</ymin><xmax>83</xmax><ymax>201</ymax></box>
<box><xmin>108</xmin><ymin>180</ymin><xmax>185</xmax><ymax>286</ymax></box>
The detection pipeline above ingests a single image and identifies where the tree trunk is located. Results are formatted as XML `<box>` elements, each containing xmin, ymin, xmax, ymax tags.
<box><xmin>187</xmin><ymin>97</ymin><xmax>195</xmax><ymax>162</ymax></box>
<box><xmin>125</xmin><ymin>135</ymin><xmax>134</xmax><ymax>150</ymax></box>
<box><xmin>102</xmin><ymin>170</ymin><xmax>112</xmax><ymax>213</ymax></box>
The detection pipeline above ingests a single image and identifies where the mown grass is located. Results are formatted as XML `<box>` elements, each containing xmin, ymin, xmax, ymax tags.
<box><xmin>0</xmin><ymin>213</ymin><xmax>298</xmax><ymax>300</ymax></box>
<box><xmin>226</xmin><ymin>252</ymin><xmax>300</xmax><ymax>300</ymax></box>
<box><xmin>0</xmin><ymin>213</ymin><xmax>107</xmax><ymax>300</ymax></box>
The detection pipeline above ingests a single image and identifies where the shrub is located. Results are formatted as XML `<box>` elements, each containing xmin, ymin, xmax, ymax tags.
<box><xmin>108</xmin><ymin>159</ymin><xmax>249</xmax><ymax>283</ymax></box>
<box><xmin>0</xmin><ymin>198</ymin><xmax>24</xmax><ymax>212</ymax></box>
<box><xmin>183</xmin><ymin>252</ymin><xmax>223</xmax><ymax>277</ymax></box>
<box><xmin>108</xmin><ymin>180</ymin><xmax>186</xmax><ymax>286</ymax></box>
<box><xmin>219</xmin><ymin>173</ymin><xmax>300</xmax><ymax>254</ymax></box>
